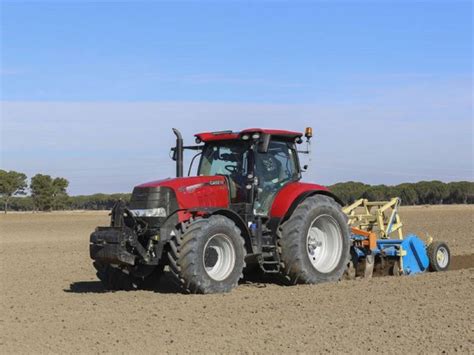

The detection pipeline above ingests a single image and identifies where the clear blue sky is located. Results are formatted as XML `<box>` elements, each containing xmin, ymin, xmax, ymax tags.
<box><xmin>1</xmin><ymin>1</ymin><xmax>472</xmax><ymax>194</ymax></box>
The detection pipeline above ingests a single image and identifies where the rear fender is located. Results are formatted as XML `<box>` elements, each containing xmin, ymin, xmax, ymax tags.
<box><xmin>270</xmin><ymin>182</ymin><xmax>343</xmax><ymax>222</ymax></box>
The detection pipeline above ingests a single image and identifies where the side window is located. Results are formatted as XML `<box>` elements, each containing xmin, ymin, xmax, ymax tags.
<box><xmin>256</xmin><ymin>141</ymin><xmax>297</xmax><ymax>184</ymax></box>
<box><xmin>254</xmin><ymin>141</ymin><xmax>299</xmax><ymax>215</ymax></box>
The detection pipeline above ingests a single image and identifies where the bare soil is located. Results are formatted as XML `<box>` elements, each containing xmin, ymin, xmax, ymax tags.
<box><xmin>1</xmin><ymin>206</ymin><xmax>473</xmax><ymax>354</ymax></box>
<box><xmin>401</xmin><ymin>204</ymin><xmax>474</xmax><ymax>256</ymax></box>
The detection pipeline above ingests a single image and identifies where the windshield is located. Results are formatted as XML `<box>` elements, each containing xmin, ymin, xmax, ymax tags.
<box><xmin>198</xmin><ymin>142</ymin><xmax>249</xmax><ymax>203</ymax></box>
<box><xmin>198</xmin><ymin>142</ymin><xmax>248</xmax><ymax>177</ymax></box>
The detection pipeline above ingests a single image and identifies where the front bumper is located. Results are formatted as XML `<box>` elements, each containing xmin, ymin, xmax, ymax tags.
<box><xmin>90</xmin><ymin>227</ymin><xmax>136</xmax><ymax>265</ymax></box>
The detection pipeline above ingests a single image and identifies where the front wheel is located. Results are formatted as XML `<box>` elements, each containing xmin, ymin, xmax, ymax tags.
<box><xmin>168</xmin><ymin>215</ymin><xmax>246</xmax><ymax>294</ymax></box>
<box><xmin>279</xmin><ymin>195</ymin><xmax>351</xmax><ymax>284</ymax></box>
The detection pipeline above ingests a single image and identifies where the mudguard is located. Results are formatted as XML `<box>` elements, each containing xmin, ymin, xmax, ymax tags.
<box><xmin>269</xmin><ymin>182</ymin><xmax>343</xmax><ymax>219</ymax></box>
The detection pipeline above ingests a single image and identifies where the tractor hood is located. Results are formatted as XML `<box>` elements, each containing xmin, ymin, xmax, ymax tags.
<box><xmin>134</xmin><ymin>176</ymin><xmax>230</xmax><ymax>211</ymax></box>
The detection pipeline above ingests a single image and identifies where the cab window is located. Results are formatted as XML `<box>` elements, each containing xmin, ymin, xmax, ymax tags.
<box><xmin>255</xmin><ymin>140</ymin><xmax>299</xmax><ymax>215</ymax></box>
<box><xmin>256</xmin><ymin>141</ymin><xmax>299</xmax><ymax>185</ymax></box>
<box><xmin>198</xmin><ymin>142</ymin><xmax>248</xmax><ymax>203</ymax></box>
<box><xmin>198</xmin><ymin>143</ymin><xmax>247</xmax><ymax>177</ymax></box>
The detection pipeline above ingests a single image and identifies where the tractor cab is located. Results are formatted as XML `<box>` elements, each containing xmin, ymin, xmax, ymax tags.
<box><xmin>183</xmin><ymin>128</ymin><xmax>308</xmax><ymax>216</ymax></box>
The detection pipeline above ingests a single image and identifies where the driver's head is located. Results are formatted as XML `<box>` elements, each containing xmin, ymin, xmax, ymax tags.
<box><xmin>258</xmin><ymin>154</ymin><xmax>281</xmax><ymax>182</ymax></box>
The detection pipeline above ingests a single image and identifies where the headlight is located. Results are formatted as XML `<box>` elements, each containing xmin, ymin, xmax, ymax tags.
<box><xmin>130</xmin><ymin>208</ymin><xmax>167</xmax><ymax>217</ymax></box>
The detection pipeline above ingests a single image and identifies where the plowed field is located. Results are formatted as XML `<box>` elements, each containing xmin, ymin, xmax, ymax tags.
<box><xmin>1</xmin><ymin>206</ymin><xmax>473</xmax><ymax>353</ymax></box>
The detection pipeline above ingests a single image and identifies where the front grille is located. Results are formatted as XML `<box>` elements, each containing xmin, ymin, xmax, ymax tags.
<box><xmin>129</xmin><ymin>186</ymin><xmax>178</xmax><ymax>228</ymax></box>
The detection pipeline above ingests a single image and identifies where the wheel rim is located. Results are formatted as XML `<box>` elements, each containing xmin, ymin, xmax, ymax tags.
<box><xmin>203</xmin><ymin>233</ymin><xmax>236</xmax><ymax>281</ymax></box>
<box><xmin>306</xmin><ymin>214</ymin><xmax>343</xmax><ymax>273</ymax></box>
<box><xmin>436</xmin><ymin>246</ymin><xmax>449</xmax><ymax>268</ymax></box>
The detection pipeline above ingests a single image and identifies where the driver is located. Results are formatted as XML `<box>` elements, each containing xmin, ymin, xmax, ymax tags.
<box><xmin>256</xmin><ymin>153</ymin><xmax>282</xmax><ymax>185</ymax></box>
<box><xmin>220</xmin><ymin>152</ymin><xmax>246</xmax><ymax>202</ymax></box>
<box><xmin>255</xmin><ymin>153</ymin><xmax>282</xmax><ymax>214</ymax></box>
<box><xmin>257</xmin><ymin>153</ymin><xmax>281</xmax><ymax>184</ymax></box>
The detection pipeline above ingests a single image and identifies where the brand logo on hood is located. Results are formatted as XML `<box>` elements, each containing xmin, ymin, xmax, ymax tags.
<box><xmin>179</xmin><ymin>180</ymin><xmax>224</xmax><ymax>193</ymax></box>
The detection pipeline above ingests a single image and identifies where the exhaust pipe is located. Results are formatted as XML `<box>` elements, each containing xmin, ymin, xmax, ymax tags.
<box><xmin>172</xmin><ymin>128</ymin><xmax>183</xmax><ymax>178</ymax></box>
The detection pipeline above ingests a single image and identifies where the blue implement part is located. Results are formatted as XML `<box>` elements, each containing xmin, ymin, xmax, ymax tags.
<box><xmin>400</xmin><ymin>235</ymin><xmax>430</xmax><ymax>274</ymax></box>
<box><xmin>376</xmin><ymin>235</ymin><xmax>429</xmax><ymax>275</ymax></box>
<box><xmin>350</xmin><ymin>231</ymin><xmax>431</xmax><ymax>275</ymax></box>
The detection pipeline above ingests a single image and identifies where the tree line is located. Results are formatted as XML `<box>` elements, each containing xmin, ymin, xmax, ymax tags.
<box><xmin>0</xmin><ymin>169</ymin><xmax>131</xmax><ymax>213</ymax></box>
<box><xmin>5</xmin><ymin>193</ymin><xmax>132</xmax><ymax>212</ymax></box>
<box><xmin>329</xmin><ymin>180</ymin><xmax>474</xmax><ymax>205</ymax></box>
<box><xmin>0</xmin><ymin>170</ymin><xmax>70</xmax><ymax>213</ymax></box>
<box><xmin>0</xmin><ymin>169</ymin><xmax>473</xmax><ymax>213</ymax></box>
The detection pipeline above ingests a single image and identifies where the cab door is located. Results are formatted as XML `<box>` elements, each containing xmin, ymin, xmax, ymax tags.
<box><xmin>254</xmin><ymin>140</ymin><xmax>300</xmax><ymax>216</ymax></box>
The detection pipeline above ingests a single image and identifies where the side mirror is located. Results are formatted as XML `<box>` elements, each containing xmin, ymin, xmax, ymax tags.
<box><xmin>257</xmin><ymin>134</ymin><xmax>271</xmax><ymax>153</ymax></box>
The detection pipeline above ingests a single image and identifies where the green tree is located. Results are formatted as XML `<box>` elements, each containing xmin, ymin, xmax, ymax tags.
<box><xmin>413</xmin><ymin>181</ymin><xmax>433</xmax><ymax>204</ymax></box>
<box><xmin>30</xmin><ymin>174</ymin><xmax>69</xmax><ymax>211</ymax></box>
<box><xmin>427</xmin><ymin>180</ymin><xmax>450</xmax><ymax>204</ymax></box>
<box><xmin>31</xmin><ymin>174</ymin><xmax>54</xmax><ymax>211</ymax></box>
<box><xmin>329</xmin><ymin>181</ymin><xmax>370</xmax><ymax>205</ymax></box>
<box><xmin>362</xmin><ymin>185</ymin><xmax>391</xmax><ymax>201</ymax></box>
<box><xmin>446</xmin><ymin>181</ymin><xmax>474</xmax><ymax>204</ymax></box>
<box><xmin>0</xmin><ymin>170</ymin><xmax>28</xmax><ymax>213</ymax></box>
<box><xmin>394</xmin><ymin>183</ymin><xmax>418</xmax><ymax>205</ymax></box>
<box><xmin>52</xmin><ymin>177</ymin><xmax>69</xmax><ymax>210</ymax></box>
<box><xmin>9</xmin><ymin>196</ymin><xmax>35</xmax><ymax>211</ymax></box>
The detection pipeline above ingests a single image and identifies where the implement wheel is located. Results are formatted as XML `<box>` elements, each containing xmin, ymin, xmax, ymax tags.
<box><xmin>427</xmin><ymin>241</ymin><xmax>450</xmax><ymax>272</ymax></box>
<box><xmin>279</xmin><ymin>195</ymin><xmax>351</xmax><ymax>284</ymax></box>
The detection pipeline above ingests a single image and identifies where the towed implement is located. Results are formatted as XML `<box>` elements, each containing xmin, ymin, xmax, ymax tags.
<box><xmin>344</xmin><ymin>198</ymin><xmax>450</xmax><ymax>279</ymax></box>
<box><xmin>89</xmin><ymin>128</ymin><xmax>449</xmax><ymax>293</ymax></box>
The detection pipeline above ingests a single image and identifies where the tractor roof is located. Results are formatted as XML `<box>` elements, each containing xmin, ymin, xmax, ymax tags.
<box><xmin>195</xmin><ymin>128</ymin><xmax>303</xmax><ymax>143</ymax></box>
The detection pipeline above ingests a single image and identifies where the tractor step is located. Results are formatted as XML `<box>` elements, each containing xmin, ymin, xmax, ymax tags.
<box><xmin>258</xmin><ymin>245</ymin><xmax>281</xmax><ymax>273</ymax></box>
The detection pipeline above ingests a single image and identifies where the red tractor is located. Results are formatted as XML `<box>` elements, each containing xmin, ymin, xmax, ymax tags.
<box><xmin>90</xmin><ymin>128</ymin><xmax>350</xmax><ymax>293</ymax></box>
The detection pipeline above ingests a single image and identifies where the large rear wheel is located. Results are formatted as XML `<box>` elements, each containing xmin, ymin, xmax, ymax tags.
<box><xmin>279</xmin><ymin>195</ymin><xmax>351</xmax><ymax>284</ymax></box>
<box><xmin>167</xmin><ymin>215</ymin><xmax>246</xmax><ymax>294</ymax></box>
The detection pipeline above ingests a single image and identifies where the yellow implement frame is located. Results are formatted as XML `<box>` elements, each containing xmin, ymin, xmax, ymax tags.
<box><xmin>342</xmin><ymin>197</ymin><xmax>403</xmax><ymax>240</ymax></box>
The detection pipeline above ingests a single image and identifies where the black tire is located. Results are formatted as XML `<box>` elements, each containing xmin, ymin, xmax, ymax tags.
<box><xmin>278</xmin><ymin>195</ymin><xmax>351</xmax><ymax>284</ymax></box>
<box><xmin>93</xmin><ymin>261</ymin><xmax>164</xmax><ymax>290</ymax></box>
<box><xmin>427</xmin><ymin>241</ymin><xmax>450</xmax><ymax>272</ymax></box>
<box><xmin>167</xmin><ymin>215</ymin><xmax>246</xmax><ymax>294</ymax></box>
